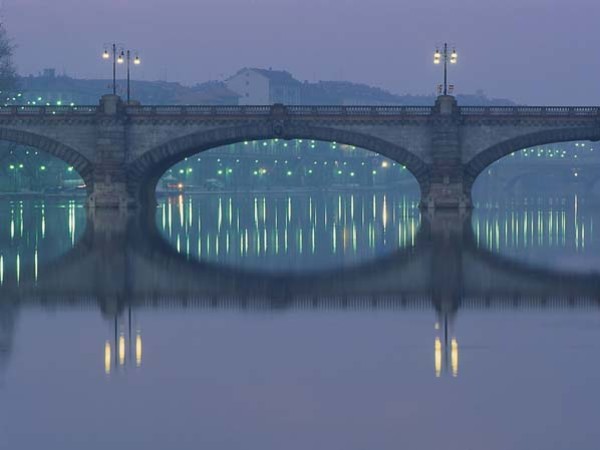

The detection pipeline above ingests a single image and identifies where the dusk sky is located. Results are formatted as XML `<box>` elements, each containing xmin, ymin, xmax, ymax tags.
<box><xmin>4</xmin><ymin>0</ymin><xmax>599</xmax><ymax>105</ymax></box>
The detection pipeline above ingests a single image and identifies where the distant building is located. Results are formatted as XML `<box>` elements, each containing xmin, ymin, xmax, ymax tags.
<box><xmin>225</xmin><ymin>68</ymin><xmax>302</xmax><ymax>105</ymax></box>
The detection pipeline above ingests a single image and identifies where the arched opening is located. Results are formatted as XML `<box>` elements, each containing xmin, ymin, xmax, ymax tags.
<box><xmin>0</xmin><ymin>128</ymin><xmax>93</xmax><ymax>195</ymax></box>
<box><xmin>152</xmin><ymin>138</ymin><xmax>422</xmax><ymax>272</ymax></box>
<box><xmin>158</xmin><ymin>139</ymin><xmax>420</xmax><ymax>194</ymax></box>
<box><xmin>470</xmin><ymin>139</ymin><xmax>600</xmax><ymax>274</ymax></box>
<box><xmin>0</xmin><ymin>141</ymin><xmax>86</xmax><ymax>195</ymax></box>
<box><xmin>127</xmin><ymin>124</ymin><xmax>429</xmax><ymax>208</ymax></box>
<box><xmin>471</xmin><ymin>140</ymin><xmax>598</xmax><ymax>206</ymax></box>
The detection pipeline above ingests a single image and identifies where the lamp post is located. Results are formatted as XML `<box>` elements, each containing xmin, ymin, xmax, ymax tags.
<box><xmin>102</xmin><ymin>44</ymin><xmax>119</xmax><ymax>95</ymax></box>
<box><xmin>433</xmin><ymin>43</ymin><xmax>458</xmax><ymax>96</ymax></box>
<box><xmin>123</xmin><ymin>50</ymin><xmax>141</xmax><ymax>104</ymax></box>
<box><xmin>102</xmin><ymin>45</ymin><xmax>141</xmax><ymax>103</ymax></box>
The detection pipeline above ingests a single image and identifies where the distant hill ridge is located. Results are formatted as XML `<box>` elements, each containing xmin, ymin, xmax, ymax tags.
<box><xmin>16</xmin><ymin>67</ymin><xmax>516</xmax><ymax>106</ymax></box>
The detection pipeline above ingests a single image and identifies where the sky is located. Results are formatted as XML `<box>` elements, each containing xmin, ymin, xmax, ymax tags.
<box><xmin>4</xmin><ymin>0</ymin><xmax>600</xmax><ymax>105</ymax></box>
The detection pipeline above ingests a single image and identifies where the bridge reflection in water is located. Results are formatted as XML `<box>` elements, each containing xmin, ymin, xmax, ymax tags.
<box><xmin>0</xmin><ymin>194</ymin><xmax>599</xmax><ymax>379</ymax></box>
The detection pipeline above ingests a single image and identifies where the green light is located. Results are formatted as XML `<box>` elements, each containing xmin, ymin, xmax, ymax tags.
<box><xmin>372</xmin><ymin>170</ymin><xmax>377</xmax><ymax>175</ymax></box>
<box><xmin>350</xmin><ymin>172</ymin><xmax>355</xmax><ymax>177</ymax></box>
<box><xmin>286</xmin><ymin>171</ymin><xmax>292</xmax><ymax>176</ymax></box>
<box><xmin>308</xmin><ymin>169</ymin><xmax>313</xmax><ymax>174</ymax></box>
<box><xmin>186</xmin><ymin>168</ymin><xmax>193</xmax><ymax>173</ymax></box>
<box><xmin>337</xmin><ymin>170</ymin><xmax>343</xmax><ymax>175</ymax></box>
<box><xmin>40</xmin><ymin>165</ymin><xmax>46</xmax><ymax>171</ymax></box>
<box><xmin>217</xmin><ymin>170</ymin><xmax>223</xmax><ymax>175</ymax></box>
<box><xmin>18</xmin><ymin>164</ymin><xmax>23</xmax><ymax>169</ymax></box>
<box><xmin>56</xmin><ymin>101</ymin><xmax>62</xmax><ymax>106</ymax></box>
<box><xmin>226</xmin><ymin>168</ymin><xmax>233</xmax><ymax>174</ymax></box>
<box><xmin>8</xmin><ymin>164</ymin><xmax>14</xmax><ymax>170</ymax></box>
<box><xmin>67</xmin><ymin>167</ymin><xmax>74</xmax><ymax>172</ymax></box>
<box><xmin>179</xmin><ymin>169</ymin><xmax>185</xmax><ymax>174</ymax></box>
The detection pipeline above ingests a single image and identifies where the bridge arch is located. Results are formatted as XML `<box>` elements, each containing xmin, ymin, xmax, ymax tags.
<box><xmin>464</xmin><ymin>126</ymin><xmax>600</xmax><ymax>193</ymax></box>
<box><xmin>0</xmin><ymin>127</ymin><xmax>94</xmax><ymax>189</ymax></box>
<box><xmin>127</xmin><ymin>123</ymin><xmax>430</xmax><ymax>207</ymax></box>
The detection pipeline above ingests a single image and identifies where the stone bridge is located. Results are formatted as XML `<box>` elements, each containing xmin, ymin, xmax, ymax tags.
<box><xmin>2</xmin><ymin>95</ymin><xmax>600</xmax><ymax>209</ymax></box>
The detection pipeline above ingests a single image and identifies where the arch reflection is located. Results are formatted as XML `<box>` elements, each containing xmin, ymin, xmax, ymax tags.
<box><xmin>0</xmin><ymin>206</ymin><xmax>599</xmax><ymax>380</ymax></box>
<box><xmin>156</xmin><ymin>191</ymin><xmax>422</xmax><ymax>272</ymax></box>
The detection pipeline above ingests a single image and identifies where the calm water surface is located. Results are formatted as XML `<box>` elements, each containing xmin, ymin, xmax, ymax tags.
<box><xmin>1</xmin><ymin>191</ymin><xmax>599</xmax><ymax>450</ymax></box>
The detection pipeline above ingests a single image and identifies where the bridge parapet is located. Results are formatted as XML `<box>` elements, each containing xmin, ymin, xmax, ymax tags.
<box><xmin>123</xmin><ymin>104</ymin><xmax>434</xmax><ymax>118</ymax></box>
<box><xmin>459</xmin><ymin>106</ymin><xmax>600</xmax><ymax>116</ymax></box>
<box><xmin>1</xmin><ymin>103</ymin><xmax>599</xmax><ymax>119</ymax></box>
<box><xmin>0</xmin><ymin>105</ymin><xmax>98</xmax><ymax>116</ymax></box>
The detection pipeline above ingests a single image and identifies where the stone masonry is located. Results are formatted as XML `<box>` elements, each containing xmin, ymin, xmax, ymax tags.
<box><xmin>0</xmin><ymin>94</ymin><xmax>598</xmax><ymax>210</ymax></box>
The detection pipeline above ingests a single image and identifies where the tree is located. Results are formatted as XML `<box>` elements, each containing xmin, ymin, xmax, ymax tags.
<box><xmin>0</xmin><ymin>23</ymin><xmax>16</xmax><ymax>94</ymax></box>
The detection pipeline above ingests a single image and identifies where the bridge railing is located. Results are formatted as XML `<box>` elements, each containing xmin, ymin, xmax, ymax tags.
<box><xmin>125</xmin><ymin>105</ymin><xmax>273</xmax><ymax>116</ymax></box>
<box><xmin>460</xmin><ymin>106</ymin><xmax>600</xmax><ymax>116</ymax></box>
<box><xmin>0</xmin><ymin>105</ymin><xmax>98</xmax><ymax>115</ymax></box>
<box><xmin>1</xmin><ymin>104</ymin><xmax>598</xmax><ymax>118</ymax></box>
<box><xmin>125</xmin><ymin>105</ymin><xmax>434</xmax><ymax>116</ymax></box>
<box><xmin>287</xmin><ymin>105</ymin><xmax>433</xmax><ymax>116</ymax></box>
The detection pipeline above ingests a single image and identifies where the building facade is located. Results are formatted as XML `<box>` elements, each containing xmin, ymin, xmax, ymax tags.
<box><xmin>226</xmin><ymin>68</ymin><xmax>302</xmax><ymax>105</ymax></box>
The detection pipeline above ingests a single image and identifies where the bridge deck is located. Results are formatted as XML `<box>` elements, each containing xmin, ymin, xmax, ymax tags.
<box><xmin>1</xmin><ymin>104</ymin><xmax>599</xmax><ymax>118</ymax></box>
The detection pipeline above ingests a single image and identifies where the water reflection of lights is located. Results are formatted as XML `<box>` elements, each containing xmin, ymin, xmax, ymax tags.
<box><xmin>473</xmin><ymin>195</ymin><xmax>593</xmax><ymax>252</ymax></box>
<box><xmin>157</xmin><ymin>193</ymin><xmax>421</xmax><ymax>271</ymax></box>
<box><xmin>434</xmin><ymin>317</ymin><xmax>459</xmax><ymax>379</ymax></box>
<box><xmin>104</xmin><ymin>308</ymin><xmax>143</xmax><ymax>375</ymax></box>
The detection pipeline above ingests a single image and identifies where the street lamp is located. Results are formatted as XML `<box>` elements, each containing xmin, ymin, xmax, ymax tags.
<box><xmin>126</xmin><ymin>50</ymin><xmax>141</xmax><ymax>104</ymax></box>
<box><xmin>433</xmin><ymin>43</ymin><xmax>458</xmax><ymax>96</ymax></box>
<box><xmin>102</xmin><ymin>43</ymin><xmax>120</xmax><ymax>95</ymax></box>
<box><xmin>102</xmin><ymin>44</ymin><xmax>141</xmax><ymax>103</ymax></box>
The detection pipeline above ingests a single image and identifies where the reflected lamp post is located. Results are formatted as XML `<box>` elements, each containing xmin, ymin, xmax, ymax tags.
<box><xmin>104</xmin><ymin>307</ymin><xmax>142</xmax><ymax>375</ymax></box>
<box><xmin>433</xmin><ymin>43</ymin><xmax>458</xmax><ymax>96</ymax></box>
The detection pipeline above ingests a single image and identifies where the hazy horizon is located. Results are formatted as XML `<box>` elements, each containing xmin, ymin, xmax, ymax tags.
<box><xmin>5</xmin><ymin>0</ymin><xmax>600</xmax><ymax>105</ymax></box>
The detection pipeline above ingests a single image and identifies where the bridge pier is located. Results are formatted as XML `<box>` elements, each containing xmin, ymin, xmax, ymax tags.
<box><xmin>87</xmin><ymin>95</ymin><xmax>136</xmax><ymax>210</ymax></box>
<box><xmin>421</xmin><ymin>181</ymin><xmax>471</xmax><ymax>210</ymax></box>
<box><xmin>421</xmin><ymin>96</ymin><xmax>471</xmax><ymax>210</ymax></box>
